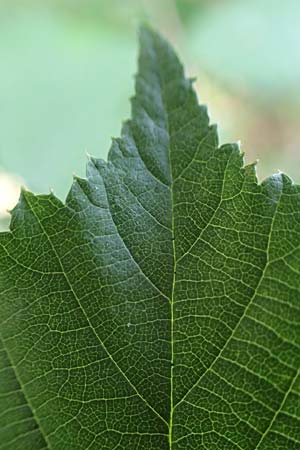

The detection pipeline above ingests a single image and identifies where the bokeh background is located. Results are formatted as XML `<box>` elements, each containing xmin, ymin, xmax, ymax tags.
<box><xmin>1</xmin><ymin>0</ymin><xmax>300</xmax><ymax>230</ymax></box>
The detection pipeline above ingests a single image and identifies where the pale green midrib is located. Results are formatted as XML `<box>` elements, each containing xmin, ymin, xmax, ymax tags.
<box><xmin>149</xmin><ymin>42</ymin><xmax>176</xmax><ymax>449</ymax></box>
<box><xmin>22</xmin><ymin>193</ymin><xmax>169</xmax><ymax>430</ymax></box>
<box><xmin>151</xmin><ymin>41</ymin><xmax>220</xmax><ymax>449</ymax></box>
<box><xmin>0</xmin><ymin>335</ymin><xmax>50</xmax><ymax>449</ymax></box>
<box><xmin>255</xmin><ymin>367</ymin><xmax>300</xmax><ymax>449</ymax></box>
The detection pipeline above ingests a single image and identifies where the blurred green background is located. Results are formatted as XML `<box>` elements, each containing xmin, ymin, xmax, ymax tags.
<box><xmin>1</xmin><ymin>0</ymin><xmax>300</xmax><ymax>229</ymax></box>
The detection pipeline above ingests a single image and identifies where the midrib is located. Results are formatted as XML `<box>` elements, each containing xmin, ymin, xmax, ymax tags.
<box><xmin>153</xmin><ymin>44</ymin><xmax>176</xmax><ymax>450</ymax></box>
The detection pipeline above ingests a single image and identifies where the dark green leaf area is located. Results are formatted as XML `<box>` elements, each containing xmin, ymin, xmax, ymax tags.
<box><xmin>0</xmin><ymin>27</ymin><xmax>299</xmax><ymax>450</ymax></box>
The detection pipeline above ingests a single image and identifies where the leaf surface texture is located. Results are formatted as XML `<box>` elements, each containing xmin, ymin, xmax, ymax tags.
<box><xmin>0</xmin><ymin>28</ymin><xmax>299</xmax><ymax>450</ymax></box>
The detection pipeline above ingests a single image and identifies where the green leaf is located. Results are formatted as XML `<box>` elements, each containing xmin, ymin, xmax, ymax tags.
<box><xmin>0</xmin><ymin>27</ymin><xmax>299</xmax><ymax>450</ymax></box>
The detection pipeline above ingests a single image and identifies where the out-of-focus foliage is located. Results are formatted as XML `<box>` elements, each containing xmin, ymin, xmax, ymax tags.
<box><xmin>0</xmin><ymin>1</ymin><xmax>137</xmax><ymax>199</ymax></box>
<box><xmin>0</xmin><ymin>0</ymin><xmax>299</xmax><ymax>229</ymax></box>
<box><xmin>188</xmin><ymin>0</ymin><xmax>300</xmax><ymax>101</ymax></box>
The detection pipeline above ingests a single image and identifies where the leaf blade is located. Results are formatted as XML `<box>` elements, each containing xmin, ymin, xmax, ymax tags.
<box><xmin>0</xmin><ymin>26</ymin><xmax>299</xmax><ymax>450</ymax></box>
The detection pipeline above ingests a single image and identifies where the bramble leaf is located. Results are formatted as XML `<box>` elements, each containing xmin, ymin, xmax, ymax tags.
<box><xmin>0</xmin><ymin>27</ymin><xmax>299</xmax><ymax>450</ymax></box>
